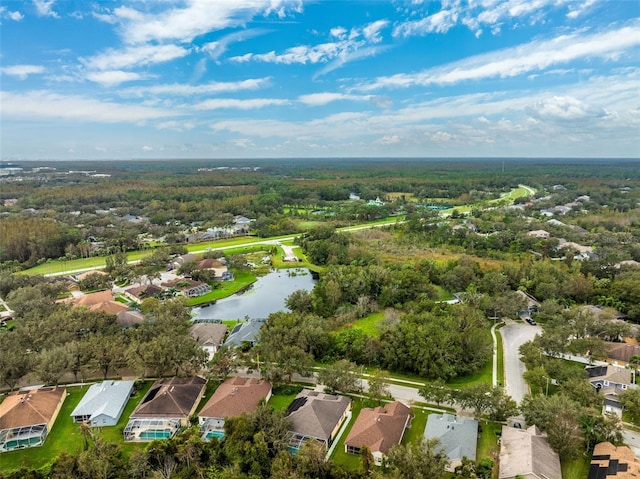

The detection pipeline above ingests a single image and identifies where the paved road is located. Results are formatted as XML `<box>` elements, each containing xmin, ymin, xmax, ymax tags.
<box><xmin>622</xmin><ymin>429</ymin><xmax>640</xmax><ymax>457</ymax></box>
<box><xmin>501</xmin><ymin>320</ymin><xmax>542</xmax><ymax>403</ymax></box>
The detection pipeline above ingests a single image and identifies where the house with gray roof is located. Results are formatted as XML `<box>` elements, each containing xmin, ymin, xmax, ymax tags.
<box><xmin>499</xmin><ymin>425</ymin><xmax>561</xmax><ymax>479</ymax></box>
<box><xmin>71</xmin><ymin>380</ymin><xmax>135</xmax><ymax>427</ymax></box>
<box><xmin>587</xmin><ymin>364</ymin><xmax>637</xmax><ymax>414</ymax></box>
<box><xmin>285</xmin><ymin>390</ymin><xmax>351</xmax><ymax>452</ymax></box>
<box><xmin>224</xmin><ymin>318</ymin><xmax>266</xmax><ymax>348</ymax></box>
<box><xmin>189</xmin><ymin>322</ymin><xmax>227</xmax><ymax>359</ymax></box>
<box><xmin>424</xmin><ymin>413</ymin><xmax>478</xmax><ymax>471</ymax></box>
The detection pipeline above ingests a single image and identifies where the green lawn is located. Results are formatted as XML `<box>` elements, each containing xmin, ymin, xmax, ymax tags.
<box><xmin>350</xmin><ymin>312</ymin><xmax>384</xmax><ymax>337</ymax></box>
<box><xmin>330</xmin><ymin>397</ymin><xmax>368</xmax><ymax>471</ymax></box>
<box><xmin>401</xmin><ymin>408</ymin><xmax>428</xmax><ymax>445</ymax></box>
<box><xmin>267</xmin><ymin>385</ymin><xmax>304</xmax><ymax>411</ymax></box>
<box><xmin>476</xmin><ymin>420</ymin><xmax>502</xmax><ymax>474</ymax></box>
<box><xmin>186</xmin><ymin>269</ymin><xmax>257</xmax><ymax>306</ymax></box>
<box><xmin>561</xmin><ymin>454</ymin><xmax>592</xmax><ymax>479</ymax></box>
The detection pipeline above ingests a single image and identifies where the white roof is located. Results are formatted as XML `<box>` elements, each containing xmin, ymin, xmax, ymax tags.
<box><xmin>71</xmin><ymin>380</ymin><xmax>135</xmax><ymax>421</ymax></box>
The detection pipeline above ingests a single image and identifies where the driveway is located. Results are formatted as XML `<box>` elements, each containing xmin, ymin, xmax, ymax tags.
<box><xmin>501</xmin><ymin>320</ymin><xmax>542</xmax><ymax>403</ymax></box>
<box><xmin>622</xmin><ymin>429</ymin><xmax>640</xmax><ymax>457</ymax></box>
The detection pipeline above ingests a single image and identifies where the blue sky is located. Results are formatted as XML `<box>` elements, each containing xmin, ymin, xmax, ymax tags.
<box><xmin>1</xmin><ymin>0</ymin><xmax>638</xmax><ymax>160</ymax></box>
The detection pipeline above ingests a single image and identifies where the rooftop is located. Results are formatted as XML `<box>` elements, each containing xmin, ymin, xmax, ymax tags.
<box><xmin>131</xmin><ymin>377</ymin><xmax>206</xmax><ymax>419</ymax></box>
<box><xmin>199</xmin><ymin>377</ymin><xmax>272</xmax><ymax>419</ymax></box>
<box><xmin>344</xmin><ymin>401</ymin><xmax>412</xmax><ymax>455</ymax></box>
<box><xmin>0</xmin><ymin>387</ymin><xmax>66</xmax><ymax>430</ymax></box>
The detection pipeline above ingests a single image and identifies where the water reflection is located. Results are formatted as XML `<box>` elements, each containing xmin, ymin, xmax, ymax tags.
<box><xmin>191</xmin><ymin>268</ymin><xmax>316</xmax><ymax>321</ymax></box>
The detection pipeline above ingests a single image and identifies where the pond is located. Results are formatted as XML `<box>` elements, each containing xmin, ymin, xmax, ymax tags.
<box><xmin>191</xmin><ymin>268</ymin><xmax>316</xmax><ymax>321</ymax></box>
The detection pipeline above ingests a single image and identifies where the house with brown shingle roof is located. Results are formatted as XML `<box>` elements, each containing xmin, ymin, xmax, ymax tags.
<box><xmin>344</xmin><ymin>401</ymin><xmax>413</xmax><ymax>465</ymax></box>
<box><xmin>123</xmin><ymin>376</ymin><xmax>206</xmax><ymax>442</ymax></box>
<box><xmin>499</xmin><ymin>425</ymin><xmax>562</xmax><ymax>479</ymax></box>
<box><xmin>198</xmin><ymin>377</ymin><xmax>272</xmax><ymax>440</ymax></box>
<box><xmin>286</xmin><ymin>390</ymin><xmax>351</xmax><ymax>452</ymax></box>
<box><xmin>196</xmin><ymin>258</ymin><xmax>228</xmax><ymax>278</ymax></box>
<box><xmin>589</xmin><ymin>442</ymin><xmax>640</xmax><ymax>479</ymax></box>
<box><xmin>124</xmin><ymin>284</ymin><xmax>163</xmax><ymax>302</ymax></box>
<box><xmin>0</xmin><ymin>387</ymin><xmax>66</xmax><ymax>452</ymax></box>
<box><xmin>188</xmin><ymin>322</ymin><xmax>227</xmax><ymax>359</ymax></box>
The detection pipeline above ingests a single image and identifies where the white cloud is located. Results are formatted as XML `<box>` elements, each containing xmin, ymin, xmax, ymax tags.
<box><xmin>201</xmin><ymin>29</ymin><xmax>269</xmax><ymax>61</ymax></box>
<box><xmin>393</xmin><ymin>9</ymin><xmax>458</xmax><ymax>37</ymax></box>
<box><xmin>0</xmin><ymin>7</ymin><xmax>24</xmax><ymax>21</ymax></box>
<box><xmin>33</xmin><ymin>0</ymin><xmax>59</xmax><ymax>18</ymax></box>
<box><xmin>2</xmin><ymin>64</ymin><xmax>45</xmax><ymax>79</ymax></box>
<box><xmin>0</xmin><ymin>90</ymin><xmax>177</xmax><ymax>123</ymax></box>
<box><xmin>82</xmin><ymin>44</ymin><xmax>189</xmax><ymax>71</ymax></box>
<box><xmin>528</xmin><ymin>95</ymin><xmax>606</xmax><ymax>121</ymax></box>
<box><xmin>121</xmin><ymin>78</ymin><xmax>270</xmax><ymax>97</ymax></box>
<box><xmin>115</xmin><ymin>0</ymin><xmax>301</xmax><ymax>44</ymax></box>
<box><xmin>95</xmin><ymin>146</ymin><xmax>107</xmax><ymax>152</ymax></box>
<box><xmin>566</xmin><ymin>0</ymin><xmax>597</xmax><ymax>19</ymax></box>
<box><xmin>298</xmin><ymin>92</ymin><xmax>372</xmax><ymax>106</ymax></box>
<box><xmin>396</xmin><ymin>0</ymin><xmax>586</xmax><ymax>38</ymax></box>
<box><xmin>86</xmin><ymin>70</ymin><xmax>143</xmax><ymax>87</ymax></box>
<box><xmin>193</xmin><ymin>98</ymin><xmax>289</xmax><ymax>110</ymax></box>
<box><xmin>230</xmin><ymin>18</ymin><xmax>390</xmax><ymax>75</ymax></box>
<box><xmin>362</xmin><ymin>20</ymin><xmax>388</xmax><ymax>43</ymax></box>
<box><xmin>157</xmin><ymin>120</ymin><xmax>196</xmax><ymax>131</ymax></box>
<box><xmin>330</xmin><ymin>26</ymin><xmax>347</xmax><ymax>39</ymax></box>
<box><xmin>379</xmin><ymin>135</ymin><xmax>399</xmax><ymax>144</ymax></box>
<box><xmin>360</xmin><ymin>23</ymin><xmax>640</xmax><ymax>90</ymax></box>
<box><xmin>142</xmin><ymin>145</ymin><xmax>153</xmax><ymax>151</ymax></box>
<box><xmin>91</xmin><ymin>11</ymin><xmax>117</xmax><ymax>24</ymax></box>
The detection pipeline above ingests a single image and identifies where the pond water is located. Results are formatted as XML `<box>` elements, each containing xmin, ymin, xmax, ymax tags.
<box><xmin>191</xmin><ymin>268</ymin><xmax>316</xmax><ymax>321</ymax></box>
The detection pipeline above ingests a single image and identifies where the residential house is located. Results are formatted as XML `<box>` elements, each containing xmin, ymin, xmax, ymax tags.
<box><xmin>74</xmin><ymin>270</ymin><xmax>108</xmax><ymax>282</ymax></box>
<box><xmin>124</xmin><ymin>284</ymin><xmax>163</xmax><ymax>302</ymax></box>
<box><xmin>189</xmin><ymin>322</ymin><xmax>228</xmax><ymax>359</ymax></box>
<box><xmin>196</xmin><ymin>258</ymin><xmax>228</xmax><ymax>278</ymax></box>
<box><xmin>116</xmin><ymin>310</ymin><xmax>145</xmax><ymax>329</ymax></box>
<box><xmin>71</xmin><ymin>380</ymin><xmax>135</xmax><ymax>426</ymax></box>
<box><xmin>344</xmin><ymin>401</ymin><xmax>413</xmax><ymax>465</ymax></box>
<box><xmin>233</xmin><ymin>216</ymin><xmax>252</xmax><ymax>234</ymax></box>
<box><xmin>199</xmin><ymin>377</ymin><xmax>272</xmax><ymax>440</ymax></box>
<box><xmin>74</xmin><ymin>290</ymin><xmax>129</xmax><ymax>315</ymax></box>
<box><xmin>224</xmin><ymin>318</ymin><xmax>266</xmax><ymax>348</ymax></box>
<box><xmin>587</xmin><ymin>365</ymin><xmax>637</xmax><ymax>414</ymax></box>
<box><xmin>0</xmin><ymin>387</ymin><xmax>66</xmax><ymax>452</ymax></box>
<box><xmin>527</xmin><ymin>230</ymin><xmax>550</xmax><ymax>239</ymax></box>
<box><xmin>607</xmin><ymin>343</ymin><xmax>640</xmax><ymax>366</ymax></box>
<box><xmin>499</xmin><ymin>425</ymin><xmax>562</xmax><ymax>479</ymax></box>
<box><xmin>589</xmin><ymin>442</ymin><xmax>640</xmax><ymax>479</ymax></box>
<box><xmin>168</xmin><ymin>253</ymin><xmax>197</xmax><ymax>271</ymax></box>
<box><xmin>161</xmin><ymin>278</ymin><xmax>211</xmax><ymax>298</ymax></box>
<box><xmin>286</xmin><ymin>390</ymin><xmax>351</xmax><ymax>452</ymax></box>
<box><xmin>124</xmin><ymin>376</ymin><xmax>206</xmax><ymax>442</ymax></box>
<box><xmin>423</xmin><ymin>413</ymin><xmax>478</xmax><ymax>471</ymax></box>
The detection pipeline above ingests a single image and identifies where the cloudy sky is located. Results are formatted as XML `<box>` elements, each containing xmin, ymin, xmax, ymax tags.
<box><xmin>1</xmin><ymin>0</ymin><xmax>638</xmax><ymax>160</ymax></box>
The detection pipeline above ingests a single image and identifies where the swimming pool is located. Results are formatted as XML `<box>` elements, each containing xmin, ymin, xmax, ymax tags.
<box><xmin>139</xmin><ymin>429</ymin><xmax>172</xmax><ymax>440</ymax></box>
